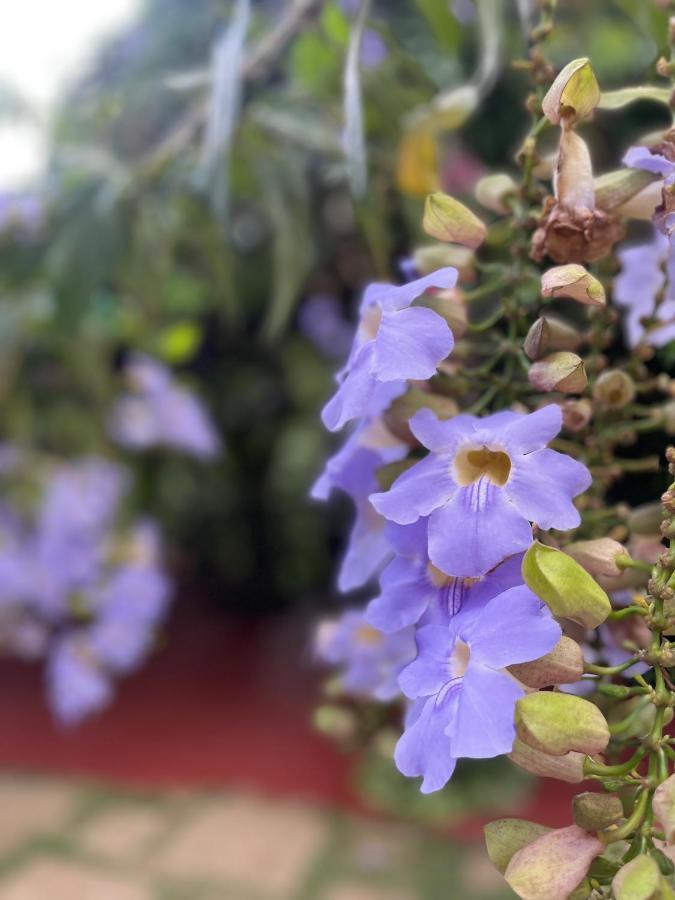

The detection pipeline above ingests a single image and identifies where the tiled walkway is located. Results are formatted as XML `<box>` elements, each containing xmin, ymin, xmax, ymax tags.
<box><xmin>0</xmin><ymin>775</ymin><xmax>515</xmax><ymax>898</ymax></box>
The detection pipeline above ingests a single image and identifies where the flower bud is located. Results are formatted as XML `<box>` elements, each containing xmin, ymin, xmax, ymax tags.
<box><xmin>384</xmin><ymin>388</ymin><xmax>458</xmax><ymax>443</ymax></box>
<box><xmin>509</xmin><ymin>636</ymin><xmax>584</xmax><ymax>688</ymax></box>
<box><xmin>542</xmin><ymin>58</ymin><xmax>601</xmax><ymax>125</ymax></box>
<box><xmin>612</xmin><ymin>855</ymin><xmax>666</xmax><ymax>900</ymax></box>
<box><xmin>541</xmin><ymin>264</ymin><xmax>605</xmax><ymax>307</ymax></box>
<box><xmin>515</xmin><ymin>691</ymin><xmax>610</xmax><ymax>756</ymax></box>
<box><xmin>423</xmin><ymin>192</ymin><xmax>487</xmax><ymax>249</ymax></box>
<box><xmin>564</xmin><ymin>538</ymin><xmax>630</xmax><ymax>578</ymax></box>
<box><xmin>484</xmin><ymin>818</ymin><xmax>551</xmax><ymax>875</ymax></box>
<box><xmin>509</xmin><ymin>739</ymin><xmax>587</xmax><ymax>783</ymax></box>
<box><xmin>313</xmin><ymin>705</ymin><xmax>356</xmax><ymax>741</ymax></box>
<box><xmin>422</xmin><ymin>288</ymin><xmax>468</xmax><ymax>338</ymax></box>
<box><xmin>529</xmin><ymin>352</ymin><xmax>588</xmax><ymax>394</ymax></box>
<box><xmin>474</xmin><ymin>173</ymin><xmax>517</xmax><ymax>214</ymax></box>
<box><xmin>572</xmin><ymin>792</ymin><xmax>623</xmax><ymax>831</ymax></box>
<box><xmin>555</xmin><ymin>127</ymin><xmax>595</xmax><ymax>212</ymax></box>
<box><xmin>628</xmin><ymin>502</ymin><xmax>664</xmax><ymax>535</ymax></box>
<box><xmin>654</xmin><ymin>774</ymin><xmax>675</xmax><ymax>845</ymax></box>
<box><xmin>618</xmin><ymin>181</ymin><xmax>663</xmax><ymax>220</ymax></box>
<box><xmin>524</xmin><ymin>317</ymin><xmax>582</xmax><ymax>360</ymax></box>
<box><xmin>592</xmin><ymin>370</ymin><xmax>636</xmax><ymax>410</ymax></box>
<box><xmin>523</xmin><ymin>542</ymin><xmax>611</xmax><ymax>628</ymax></box>
<box><xmin>504</xmin><ymin>825</ymin><xmax>603</xmax><ymax>900</ymax></box>
<box><xmin>413</xmin><ymin>243</ymin><xmax>475</xmax><ymax>281</ymax></box>
<box><xmin>562</xmin><ymin>398</ymin><xmax>593</xmax><ymax>432</ymax></box>
<box><xmin>594</xmin><ymin>168</ymin><xmax>657</xmax><ymax>212</ymax></box>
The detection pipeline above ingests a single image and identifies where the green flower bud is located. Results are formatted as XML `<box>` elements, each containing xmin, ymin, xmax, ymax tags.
<box><xmin>529</xmin><ymin>352</ymin><xmax>588</xmax><ymax>394</ymax></box>
<box><xmin>474</xmin><ymin>173</ymin><xmax>517</xmax><ymax>214</ymax></box>
<box><xmin>413</xmin><ymin>243</ymin><xmax>475</xmax><ymax>281</ymax></box>
<box><xmin>595</xmin><ymin>168</ymin><xmax>658</xmax><ymax>212</ymax></box>
<box><xmin>509</xmin><ymin>636</ymin><xmax>584</xmax><ymax>688</ymax></box>
<box><xmin>628</xmin><ymin>502</ymin><xmax>664</xmax><ymax>535</ymax></box>
<box><xmin>522</xmin><ymin>541</ymin><xmax>611</xmax><ymax>629</ymax></box>
<box><xmin>515</xmin><ymin>691</ymin><xmax>610</xmax><ymax>756</ymax></box>
<box><xmin>592</xmin><ymin>370</ymin><xmax>636</xmax><ymax>409</ymax></box>
<box><xmin>541</xmin><ymin>264</ymin><xmax>605</xmax><ymax>307</ymax></box>
<box><xmin>542</xmin><ymin>58</ymin><xmax>601</xmax><ymax>125</ymax></box>
<box><xmin>572</xmin><ymin>792</ymin><xmax>623</xmax><ymax>831</ymax></box>
<box><xmin>524</xmin><ymin>317</ymin><xmax>582</xmax><ymax>360</ymax></box>
<box><xmin>423</xmin><ymin>192</ymin><xmax>487</xmax><ymax>249</ymax></box>
<box><xmin>384</xmin><ymin>388</ymin><xmax>458</xmax><ymax>442</ymax></box>
<box><xmin>509</xmin><ymin>738</ymin><xmax>587</xmax><ymax>783</ymax></box>
<box><xmin>484</xmin><ymin>818</ymin><xmax>551</xmax><ymax>875</ymax></box>
<box><xmin>612</xmin><ymin>855</ymin><xmax>669</xmax><ymax>900</ymax></box>
<box><xmin>565</xmin><ymin>538</ymin><xmax>630</xmax><ymax>578</ymax></box>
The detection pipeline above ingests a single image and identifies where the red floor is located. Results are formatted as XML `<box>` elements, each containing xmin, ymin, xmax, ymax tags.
<box><xmin>0</xmin><ymin>594</ymin><xmax>577</xmax><ymax>830</ymax></box>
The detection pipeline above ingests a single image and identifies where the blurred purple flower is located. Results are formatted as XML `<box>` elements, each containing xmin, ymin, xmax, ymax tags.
<box><xmin>298</xmin><ymin>294</ymin><xmax>354</xmax><ymax>360</ymax></box>
<box><xmin>371</xmin><ymin>405</ymin><xmax>590</xmax><ymax>577</ymax></box>
<box><xmin>395</xmin><ymin>584</ymin><xmax>560</xmax><ymax>793</ymax></box>
<box><xmin>614</xmin><ymin>229</ymin><xmax>675</xmax><ymax>348</ymax></box>
<box><xmin>47</xmin><ymin>636</ymin><xmax>113</xmax><ymax>726</ymax></box>
<box><xmin>110</xmin><ymin>354</ymin><xmax>221</xmax><ymax>459</ymax></box>
<box><xmin>0</xmin><ymin>191</ymin><xmax>43</xmax><ymax>238</ymax></box>
<box><xmin>315</xmin><ymin>608</ymin><xmax>416</xmax><ymax>701</ymax></box>
<box><xmin>624</xmin><ymin>146</ymin><xmax>675</xmax><ymax>236</ymax></box>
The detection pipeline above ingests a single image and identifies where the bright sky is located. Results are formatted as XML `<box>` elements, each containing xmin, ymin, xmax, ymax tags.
<box><xmin>0</xmin><ymin>0</ymin><xmax>140</xmax><ymax>190</ymax></box>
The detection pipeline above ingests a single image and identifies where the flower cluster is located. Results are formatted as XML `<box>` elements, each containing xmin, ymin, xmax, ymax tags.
<box><xmin>0</xmin><ymin>455</ymin><xmax>172</xmax><ymax>724</ymax></box>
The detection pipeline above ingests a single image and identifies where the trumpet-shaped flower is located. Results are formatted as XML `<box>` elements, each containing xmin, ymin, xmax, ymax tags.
<box><xmin>370</xmin><ymin>404</ymin><xmax>590</xmax><ymax>577</ymax></box>
<box><xmin>321</xmin><ymin>269</ymin><xmax>457</xmax><ymax>432</ymax></box>
<box><xmin>395</xmin><ymin>584</ymin><xmax>561</xmax><ymax>793</ymax></box>
<box><xmin>315</xmin><ymin>608</ymin><xmax>416</xmax><ymax>701</ymax></box>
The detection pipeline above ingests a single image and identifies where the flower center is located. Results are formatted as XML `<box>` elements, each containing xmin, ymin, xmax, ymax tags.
<box><xmin>426</xmin><ymin>562</ymin><xmax>454</xmax><ymax>588</ymax></box>
<box><xmin>454</xmin><ymin>445</ymin><xmax>511</xmax><ymax>486</ymax></box>
<box><xmin>450</xmin><ymin>639</ymin><xmax>471</xmax><ymax>678</ymax></box>
<box><xmin>356</xmin><ymin>624</ymin><xmax>383</xmax><ymax>647</ymax></box>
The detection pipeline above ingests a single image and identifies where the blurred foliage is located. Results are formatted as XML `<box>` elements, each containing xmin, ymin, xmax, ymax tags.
<box><xmin>0</xmin><ymin>0</ymin><xmax>669</xmax><ymax>609</ymax></box>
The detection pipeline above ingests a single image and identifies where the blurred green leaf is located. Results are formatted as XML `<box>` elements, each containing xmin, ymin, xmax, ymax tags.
<box><xmin>155</xmin><ymin>321</ymin><xmax>202</xmax><ymax>363</ymax></box>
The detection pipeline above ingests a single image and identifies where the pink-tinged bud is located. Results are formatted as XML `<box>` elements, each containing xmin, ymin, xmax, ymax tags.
<box><xmin>528</xmin><ymin>352</ymin><xmax>587</xmax><ymax>394</ymax></box>
<box><xmin>474</xmin><ymin>173</ymin><xmax>517</xmax><ymax>214</ymax></box>
<box><xmin>509</xmin><ymin>636</ymin><xmax>584</xmax><ymax>688</ymax></box>
<box><xmin>422</xmin><ymin>288</ymin><xmax>468</xmax><ymax>339</ymax></box>
<box><xmin>541</xmin><ymin>264</ymin><xmax>605</xmax><ymax>307</ymax></box>
<box><xmin>484</xmin><ymin>818</ymin><xmax>551</xmax><ymax>875</ymax></box>
<box><xmin>413</xmin><ymin>244</ymin><xmax>475</xmax><ymax>282</ymax></box>
<box><xmin>504</xmin><ymin>824</ymin><xmax>603</xmax><ymax>900</ymax></box>
<box><xmin>384</xmin><ymin>388</ymin><xmax>458</xmax><ymax>443</ymax></box>
<box><xmin>565</xmin><ymin>538</ymin><xmax>629</xmax><ymax>579</ymax></box>
<box><xmin>594</xmin><ymin>168</ymin><xmax>658</xmax><ymax>213</ymax></box>
<box><xmin>612</xmin><ymin>855</ymin><xmax>666</xmax><ymax>900</ymax></box>
<box><xmin>509</xmin><ymin>739</ymin><xmax>587</xmax><ymax>783</ymax></box>
<box><xmin>654</xmin><ymin>774</ymin><xmax>675</xmax><ymax>845</ymax></box>
<box><xmin>572</xmin><ymin>792</ymin><xmax>623</xmax><ymax>831</ymax></box>
<box><xmin>555</xmin><ymin>127</ymin><xmax>595</xmax><ymax>212</ymax></box>
<box><xmin>524</xmin><ymin>317</ymin><xmax>582</xmax><ymax>360</ymax></box>
<box><xmin>562</xmin><ymin>398</ymin><xmax>593</xmax><ymax>432</ymax></box>
<box><xmin>423</xmin><ymin>192</ymin><xmax>487</xmax><ymax>249</ymax></box>
<box><xmin>542</xmin><ymin>58</ymin><xmax>601</xmax><ymax>125</ymax></box>
<box><xmin>592</xmin><ymin>370</ymin><xmax>636</xmax><ymax>410</ymax></box>
<box><xmin>515</xmin><ymin>692</ymin><xmax>610</xmax><ymax>756</ymax></box>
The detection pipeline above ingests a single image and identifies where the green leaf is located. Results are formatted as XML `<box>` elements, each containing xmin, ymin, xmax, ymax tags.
<box><xmin>343</xmin><ymin>0</ymin><xmax>371</xmax><ymax>198</ymax></box>
<box><xmin>156</xmin><ymin>322</ymin><xmax>202</xmax><ymax>364</ymax></box>
<box><xmin>522</xmin><ymin>542</ymin><xmax>611</xmax><ymax>628</ymax></box>
<box><xmin>599</xmin><ymin>86</ymin><xmax>672</xmax><ymax>110</ymax></box>
<box><xmin>413</xmin><ymin>0</ymin><xmax>461</xmax><ymax>52</ymax></box>
<box><xmin>322</xmin><ymin>1</ymin><xmax>350</xmax><ymax>45</ymax></box>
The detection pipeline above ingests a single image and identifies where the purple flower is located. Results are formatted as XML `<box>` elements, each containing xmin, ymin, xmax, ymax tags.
<box><xmin>298</xmin><ymin>294</ymin><xmax>354</xmax><ymax>360</ymax></box>
<box><xmin>614</xmin><ymin>229</ymin><xmax>675</xmax><ymax>348</ymax></box>
<box><xmin>624</xmin><ymin>146</ymin><xmax>675</xmax><ymax>236</ymax></box>
<box><xmin>47</xmin><ymin>636</ymin><xmax>112</xmax><ymax>726</ymax></box>
<box><xmin>321</xmin><ymin>269</ymin><xmax>457</xmax><ymax>432</ymax></box>
<box><xmin>360</xmin><ymin>29</ymin><xmax>387</xmax><ymax>69</ymax></box>
<box><xmin>315</xmin><ymin>608</ymin><xmax>416</xmax><ymax>701</ymax></box>
<box><xmin>110</xmin><ymin>354</ymin><xmax>221</xmax><ymax>460</ymax></box>
<box><xmin>370</xmin><ymin>405</ymin><xmax>591</xmax><ymax>578</ymax></box>
<box><xmin>394</xmin><ymin>584</ymin><xmax>561</xmax><ymax>793</ymax></box>
<box><xmin>367</xmin><ymin>523</ymin><xmax>524</xmax><ymax>631</ymax></box>
<box><xmin>312</xmin><ymin>405</ymin><xmax>406</xmax><ymax>592</ymax></box>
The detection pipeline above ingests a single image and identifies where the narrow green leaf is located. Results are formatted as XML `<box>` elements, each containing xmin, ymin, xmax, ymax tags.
<box><xmin>343</xmin><ymin>0</ymin><xmax>371</xmax><ymax>198</ymax></box>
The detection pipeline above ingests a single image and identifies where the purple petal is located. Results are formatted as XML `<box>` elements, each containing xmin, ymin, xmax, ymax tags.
<box><xmin>623</xmin><ymin>146</ymin><xmax>675</xmax><ymax>176</ymax></box>
<box><xmin>372</xmin><ymin>307</ymin><xmax>454</xmax><ymax>381</ymax></box>
<box><xmin>394</xmin><ymin>696</ymin><xmax>458</xmax><ymax>793</ymax></box>
<box><xmin>428</xmin><ymin>482</ymin><xmax>533</xmax><ymax>577</ymax></box>
<box><xmin>409</xmin><ymin>409</ymin><xmax>477</xmax><ymax>453</ymax></box>
<box><xmin>501</xmin><ymin>404</ymin><xmax>562</xmax><ymax>454</ymax></box>
<box><xmin>338</xmin><ymin>500</ymin><xmax>390</xmax><ymax>592</ymax></box>
<box><xmin>384</xmin><ymin>518</ymin><xmax>429</xmax><ymax>558</ymax></box>
<box><xmin>463</xmin><ymin>584</ymin><xmax>561</xmax><ymax>669</ymax></box>
<box><xmin>448</xmin><ymin>665</ymin><xmax>522</xmax><ymax>759</ymax></box>
<box><xmin>321</xmin><ymin>343</ymin><xmax>378</xmax><ymax>431</ymax></box>
<box><xmin>505</xmin><ymin>448</ymin><xmax>590</xmax><ymax>530</ymax></box>
<box><xmin>398</xmin><ymin>624</ymin><xmax>452</xmax><ymax>698</ymax></box>
<box><xmin>365</xmin><ymin>267</ymin><xmax>458</xmax><ymax>313</ymax></box>
<box><xmin>467</xmin><ymin>554</ymin><xmax>525</xmax><ymax>608</ymax></box>
<box><xmin>370</xmin><ymin>453</ymin><xmax>456</xmax><ymax>525</ymax></box>
<box><xmin>366</xmin><ymin>556</ymin><xmax>431</xmax><ymax>632</ymax></box>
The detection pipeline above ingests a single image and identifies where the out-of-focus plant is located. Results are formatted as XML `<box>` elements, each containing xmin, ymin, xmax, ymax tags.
<box><xmin>311</xmin><ymin>1</ymin><xmax>675</xmax><ymax>896</ymax></box>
